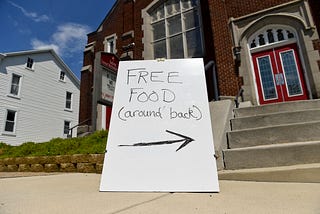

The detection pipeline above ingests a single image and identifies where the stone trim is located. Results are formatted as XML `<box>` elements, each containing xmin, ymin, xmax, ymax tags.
<box><xmin>229</xmin><ymin>0</ymin><xmax>320</xmax><ymax>104</ymax></box>
<box><xmin>0</xmin><ymin>154</ymin><xmax>105</xmax><ymax>173</ymax></box>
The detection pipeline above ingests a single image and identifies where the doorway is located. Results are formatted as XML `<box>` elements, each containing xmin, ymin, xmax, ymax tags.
<box><xmin>252</xmin><ymin>43</ymin><xmax>308</xmax><ymax>104</ymax></box>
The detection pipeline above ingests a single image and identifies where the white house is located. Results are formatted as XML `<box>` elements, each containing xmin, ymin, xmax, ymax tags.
<box><xmin>0</xmin><ymin>49</ymin><xmax>80</xmax><ymax>146</ymax></box>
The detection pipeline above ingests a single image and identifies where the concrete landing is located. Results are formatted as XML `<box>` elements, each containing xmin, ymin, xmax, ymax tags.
<box><xmin>1</xmin><ymin>173</ymin><xmax>320</xmax><ymax>214</ymax></box>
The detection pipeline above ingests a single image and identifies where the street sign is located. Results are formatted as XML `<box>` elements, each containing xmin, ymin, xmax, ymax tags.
<box><xmin>100</xmin><ymin>58</ymin><xmax>219</xmax><ymax>192</ymax></box>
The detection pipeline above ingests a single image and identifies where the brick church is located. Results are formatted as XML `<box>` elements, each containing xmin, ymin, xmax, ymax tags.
<box><xmin>78</xmin><ymin>0</ymin><xmax>320</xmax><ymax>132</ymax></box>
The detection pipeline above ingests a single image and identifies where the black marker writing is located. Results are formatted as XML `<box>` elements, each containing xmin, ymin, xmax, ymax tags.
<box><xmin>129</xmin><ymin>88</ymin><xmax>175</xmax><ymax>103</ymax></box>
<box><xmin>118</xmin><ymin>130</ymin><xmax>194</xmax><ymax>152</ymax></box>
<box><xmin>126</xmin><ymin>68</ymin><xmax>182</xmax><ymax>85</ymax></box>
<box><xmin>118</xmin><ymin>106</ymin><xmax>164</xmax><ymax>121</ymax></box>
<box><xmin>117</xmin><ymin>105</ymin><xmax>202</xmax><ymax>121</ymax></box>
<box><xmin>170</xmin><ymin>105</ymin><xmax>202</xmax><ymax>120</ymax></box>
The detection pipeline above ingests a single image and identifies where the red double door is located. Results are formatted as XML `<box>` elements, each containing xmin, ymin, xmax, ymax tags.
<box><xmin>252</xmin><ymin>43</ymin><xmax>308</xmax><ymax>105</ymax></box>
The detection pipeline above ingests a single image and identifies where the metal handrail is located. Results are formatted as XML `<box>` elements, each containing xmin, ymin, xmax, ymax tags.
<box><xmin>67</xmin><ymin>118</ymin><xmax>91</xmax><ymax>138</ymax></box>
<box><xmin>205</xmin><ymin>60</ymin><xmax>219</xmax><ymax>101</ymax></box>
<box><xmin>234</xmin><ymin>88</ymin><xmax>244</xmax><ymax>108</ymax></box>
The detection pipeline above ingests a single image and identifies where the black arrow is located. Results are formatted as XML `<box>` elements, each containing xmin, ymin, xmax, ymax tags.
<box><xmin>118</xmin><ymin>130</ymin><xmax>194</xmax><ymax>152</ymax></box>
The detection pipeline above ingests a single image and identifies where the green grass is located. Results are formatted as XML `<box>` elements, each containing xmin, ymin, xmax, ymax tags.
<box><xmin>0</xmin><ymin>130</ymin><xmax>108</xmax><ymax>159</ymax></box>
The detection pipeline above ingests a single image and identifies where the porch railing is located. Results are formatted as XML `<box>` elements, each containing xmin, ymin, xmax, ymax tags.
<box><xmin>67</xmin><ymin>118</ymin><xmax>91</xmax><ymax>138</ymax></box>
<box><xmin>234</xmin><ymin>88</ymin><xmax>244</xmax><ymax>108</ymax></box>
<box><xmin>205</xmin><ymin>60</ymin><xmax>219</xmax><ymax>101</ymax></box>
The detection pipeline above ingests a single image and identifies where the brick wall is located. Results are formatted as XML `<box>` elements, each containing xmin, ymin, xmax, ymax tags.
<box><xmin>225</xmin><ymin>0</ymin><xmax>292</xmax><ymax>18</ymax></box>
<box><xmin>306</xmin><ymin>0</ymin><xmax>320</xmax><ymax>36</ymax></box>
<box><xmin>79</xmin><ymin>0</ymin><xmax>147</xmax><ymax>124</ymax></box>
<box><xmin>79</xmin><ymin>0</ymin><xmax>320</xmax><ymax>123</ymax></box>
<box><xmin>309</xmin><ymin>0</ymin><xmax>320</xmax><ymax>70</ymax></box>
<box><xmin>207</xmin><ymin>0</ymin><xmax>242</xmax><ymax>96</ymax></box>
<box><xmin>313</xmin><ymin>39</ymin><xmax>320</xmax><ymax>70</ymax></box>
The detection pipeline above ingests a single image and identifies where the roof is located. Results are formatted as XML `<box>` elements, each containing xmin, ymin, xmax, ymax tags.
<box><xmin>88</xmin><ymin>0</ymin><xmax>120</xmax><ymax>36</ymax></box>
<box><xmin>0</xmin><ymin>49</ymin><xmax>80</xmax><ymax>87</ymax></box>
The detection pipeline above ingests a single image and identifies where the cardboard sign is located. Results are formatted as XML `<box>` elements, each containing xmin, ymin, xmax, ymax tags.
<box><xmin>100</xmin><ymin>58</ymin><xmax>219</xmax><ymax>192</ymax></box>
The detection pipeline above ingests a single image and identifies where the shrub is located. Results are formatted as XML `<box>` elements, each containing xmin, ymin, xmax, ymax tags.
<box><xmin>0</xmin><ymin>130</ymin><xmax>108</xmax><ymax>158</ymax></box>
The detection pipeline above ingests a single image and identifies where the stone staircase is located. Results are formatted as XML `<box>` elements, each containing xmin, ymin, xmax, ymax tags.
<box><xmin>219</xmin><ymin>99</ymin><xmax>320</xmax><ymax>182</ymax></box>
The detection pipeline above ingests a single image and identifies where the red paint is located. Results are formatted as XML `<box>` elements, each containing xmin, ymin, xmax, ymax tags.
<box><xmin>105</xmin><ymin>106</ymin><xmax>112</xmax><ymax>129</ymax></box>
<box><xmin>101</xmin><ymin>52</ymin><xmax>119</xmax><ymax>72</ymax></box>
<box><xmin>252</xmin><ymin>43</ymin><xmax>308</xmax><ymax>105</ymax></box>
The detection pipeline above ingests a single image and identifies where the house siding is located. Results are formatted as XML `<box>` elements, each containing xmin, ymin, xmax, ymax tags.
<box><xmin>0</xmin><ymin>51</ymin><xmax>80</xmax><ymax>145</ymax></box>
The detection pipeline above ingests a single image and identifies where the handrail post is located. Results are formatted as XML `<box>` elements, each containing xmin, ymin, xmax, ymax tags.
<box><xmin>205</xmin><ymin>60</ymin><xmax>219</xmax><ymax>101</ymax></box>
<box><xmin>235</xmin><ymin>88</ymin><xmax>244</xmax><ymax>108</ymax></box>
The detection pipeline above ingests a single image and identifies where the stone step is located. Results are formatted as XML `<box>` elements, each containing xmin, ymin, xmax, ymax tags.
<box><xmin>227</xmin><ymin>121</ymin><xmax>320</xmax><ymax>149</ymax></box>
<box><xmin>234</xmin><ymin>99</ymin><xmax>320</xmax><ymax>118</ymax></box>
<box><xmin>218</xmin><ymin>163</ymin><xmax>320</xmax><ymax>183</ymax></box>
<box><xmin>230</xmin><ymin>109</ymin><xmax>320</xmax><ymax>131</ymax></box>
<box><xmin>223</xmin><ymin>141</ymin><xmax>320</xmax><ymax>170</ymax></box>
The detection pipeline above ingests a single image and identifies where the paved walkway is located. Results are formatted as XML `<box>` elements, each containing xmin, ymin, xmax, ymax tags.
<box><xmin>0</xmin><ymin>173</ymin><xmax>320</xmax><ymax>214</ymax></box>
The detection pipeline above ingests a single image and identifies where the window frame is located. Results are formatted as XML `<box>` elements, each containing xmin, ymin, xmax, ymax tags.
<box><xmin>65</xmin><ymin>91</ymin><xmax>73</xmax><ymax>111</ymax></box>
<box><xmin>249</xmin><ymin>26</ymin><xmax>297</xmax><ymax>52</ymax></box>
<box><xmin>3</xmin><ymin>109</ymin><xmax>18</xmax><ymax>135</ymax></box>
<box><xmin>148</xmin><ymin>0</ymin><xmax>204</xmax><ymax>59</ymax></box>
<box><xmin>63</xmin><ymin>120</ymin><xmax>71</xmax><ymax>135</ymax></box>
<box><xmin>59</xmin><ymin>71</ymin><xmax>66</xmax><ymax>82</ymax></box>
<box><xmin>104</xmin><ymin>34</ymin><xmax>117</xmax><ymax>54</ymax></box>
<box><xmin>25</xmin><ymin>57</ymin><xmax>34</xmax><ymax>70</ymax></box>
<box><xmin>8</xmin><ymin>73</ymin><xmax>22</xmax><ymax>98</ymax></box>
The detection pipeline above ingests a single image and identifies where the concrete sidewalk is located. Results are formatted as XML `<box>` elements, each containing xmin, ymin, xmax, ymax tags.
<box><xmin>0</xmin><ymin>173</ymin><xmax>320</xmax><ymax>214</ymax></box>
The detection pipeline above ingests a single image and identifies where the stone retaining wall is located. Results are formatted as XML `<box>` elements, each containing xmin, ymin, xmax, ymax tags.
<box><xmin>0</xmin><ymin>154</ymin><xmax>105</xmax><ymax>173</ymax></box>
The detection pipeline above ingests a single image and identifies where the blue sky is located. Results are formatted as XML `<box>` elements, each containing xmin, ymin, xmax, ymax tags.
<box><xmin>0</xmin><ymin>0</ymin><xmax>116</xmax><ymax>79</ymax></box>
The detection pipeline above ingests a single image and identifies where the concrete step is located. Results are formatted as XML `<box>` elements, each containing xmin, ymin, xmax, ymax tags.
<box><xmin>230</xmin><ymin>109</ymin><xmax>320</xmax><ymax>131</ymax></box>
<box><xmin>223</xmin><ymin>141</ymin><xmax>320</xmax><ymax>170</ymax></box>
<box><xmin>234</xmin><ymin>99</ymin><xmax>320</xmax><ymax>118</ymax></box>
<box><xmin>219</xmin><ymin>163</ymin><xmax>320</xmax><ymax>183</ymax></box>
<box><xmin>77</xmin><ymin>132</ymin><xmax>92</xmax><ymax>138</ymax></box>
<box><xmin>227</xmin><ymin>121</ymin><xmax>320</xmax><ymax>149</ymax></box>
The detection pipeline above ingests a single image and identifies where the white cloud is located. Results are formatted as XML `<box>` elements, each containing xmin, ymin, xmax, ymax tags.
<box><xmin>31</xmin><ymin>23</ymin><xmax>91</xmax><ymax>58</ymax></box>
<box><xmin>31</xmin><ymin>39</ymin><xmax>60</xmax><ymax>54</ymax></box>
<box><xmin>8</xmin><ymin>1</ymin><xmax>50</xmax><ymax>22</ymax></box>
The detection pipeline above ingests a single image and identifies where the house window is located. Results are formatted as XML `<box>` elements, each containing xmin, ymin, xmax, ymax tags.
<box><xmin>104</xmin><ymin>35</ymin><xmax>117</xmax><ymax>53</ymax></box>
<box><xmin>150</xmin><ymin>0</ymin><xmax>203</xmax><ymax>59</ymax></box>
<box><xmin>65</xmin><ymin>92</ymin><xmax>72</xmax><ymax>110</ymax></box>
<box><xmin>64</xmin><ymin>121</ymin><xmax>70</xmax><ymax>135</ymax></box>
<box><xmin>4</xmin><ymin>110</ymin><xmax>17</xmax><ymax>133</ymax></box>
<box><xmin>26</xmin><ymin>57</ymin><xmax>34</xmax><ymax>69</ymax></box>
<box><xmin>10</xmin><ymin>74</ymin><xmax>22</xmax><ymax>96</ymax></box>
<box><xmin>60</xmin><ymin>71</ymin><xmax>66</xmax><ymax>81</ymax></box>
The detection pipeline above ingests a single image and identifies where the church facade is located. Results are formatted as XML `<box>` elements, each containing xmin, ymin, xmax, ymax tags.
<box><xmin>79</xmin><ymin>0</ymin><xmax>320</xmax><ymax>130</ymax></box>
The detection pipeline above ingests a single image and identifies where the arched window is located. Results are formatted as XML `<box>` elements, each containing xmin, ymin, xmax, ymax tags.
<box><xmin>149</xmin><ymin>0</ymin><xmax>203</xmax><ymax>59</ymax></box>
<box><xmin>249</xmin><ymin>27</ymin><xmax>296</xmax><ymax>49</ymax></box>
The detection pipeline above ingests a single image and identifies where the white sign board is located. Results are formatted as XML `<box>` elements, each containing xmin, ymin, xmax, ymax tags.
<box><xmin>101</xmin><ymin>70</ymin><xmax>116</xmax><ymax>103</ymax></box>
<box><xmin>100</xmin><ymin>58</ymin><xmax>219</xmax><ymax>192</ymax></box>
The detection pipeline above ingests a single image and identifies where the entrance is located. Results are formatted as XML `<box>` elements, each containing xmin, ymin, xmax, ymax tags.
<box><xmin>252</xmin><ymin>43</ymin><xmax>308</xmax><ymax>104</ymax></box>
<box><xmin>101</xmin><ymin>105</ymin><xmax>112</xmax><ymax>130</ymax></box>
